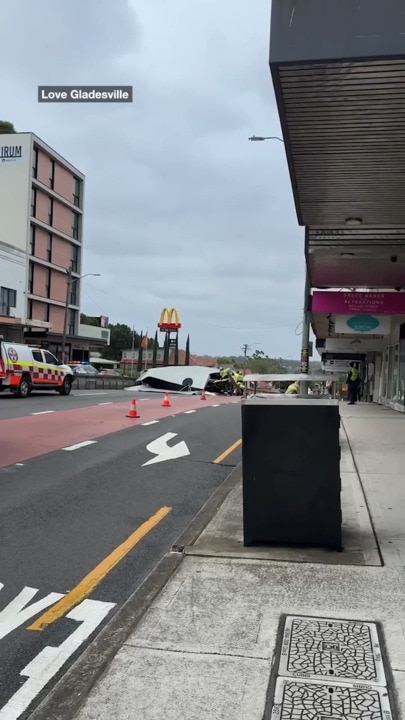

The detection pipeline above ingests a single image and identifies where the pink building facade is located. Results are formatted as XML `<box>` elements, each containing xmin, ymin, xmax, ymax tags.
<box><xmin>29</xmin><ymin>137</ymin><xmax>84</xmax><ymax>346</ymax></box>
<box><xmin>0</xmin><ymin>132</ymin><xmax>88</xmax><ymax>357</ymax></box>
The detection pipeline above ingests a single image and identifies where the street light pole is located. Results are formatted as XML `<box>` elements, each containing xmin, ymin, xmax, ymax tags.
<box><xmin>61</xmin><ymin>270</ymin><xmax>101</xmax><ymax>363</ymax></box>
<box><xmin>61</xmin><ymin>268</ymin><xmax>73</xmax><ymax>364</ymax></box>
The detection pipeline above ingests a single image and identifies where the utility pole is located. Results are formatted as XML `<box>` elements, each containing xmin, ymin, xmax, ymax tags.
<box><xmin>61</xmin><ymin>267</ymin><xmax>73</xmax><ymax>364</ymax></box>
<box><xmin>300</xmin><ymin>266</ymin><xmax>311</xmax><ymax>394</ymax></box>
<box><xmin>241</xmin><ymin>343</ymin><xmax>261</xmax><ymax>374</ymax></box>
<box><xmin>241</xmin><ymin>343</ymin><xmax>249</xmax><ymax>374</ymax></box>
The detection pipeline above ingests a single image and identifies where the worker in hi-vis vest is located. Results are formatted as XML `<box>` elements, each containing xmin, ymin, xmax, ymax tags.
<box><xmin>285</xmin><ymin>381</ymin><xmax>300</xmax><ymax>395</ymax></box>
<box><xmin>346</xmin><ymin>363</ymin><xmax>360</xmax><ymax>405</ymax></box>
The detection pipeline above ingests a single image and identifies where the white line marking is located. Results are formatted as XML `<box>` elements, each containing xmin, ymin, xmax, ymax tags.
<box><xmin>183</xmin><ymin>410</ymin><xmax>196</xmax><ymax>414</ymax></box>
<box><xmin>15</xmin><ymin>463</ymin><xmax>24</xmax><ymax>467</ymax></box>
<box><xmin>212</xmin><ymin>404</ymin><xmax>220</xmax><ymax>407</ymax></box>
<box><xmin>0</xmin><ymin>599</ymin><xmax>115</xmax><ymax>720</ymax></box>
<box><xmin>62</xmin><ymin>440</ymin><xmax>97</xmax><ymax>451</ymax></box>
<box><xmin>31</xmin><ymin>410</ymin><xmax>55</xmax><ymax>415</ymax></box>
<box><xmin>142</xmin><ymin>432</ymin><xmax>190</xmax><ymax>466</ymax></box>
<box><xmin>141</xmin><ymin>420</ymin><xmax>160</xmax><ymax>426</ymax></box>
<box><xmin>76</xmin><ymin>392</ymin><xmax>107</xmax><ymax>396</ymax></box>
<box><xmin>0</xmin><ymin>585</ymin><xmax>64</xmax><ymax>642</ymax></box>
<box><xmin>98</xmin><ymin>402</ymin><xmax>113</xmax><ymax>405</ymax></box>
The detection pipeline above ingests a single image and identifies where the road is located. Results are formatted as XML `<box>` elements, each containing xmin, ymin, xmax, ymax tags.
<box><xmin>0</xmin><ymin>388</ymin><xmax>158</xmax><ymax>420</ymax></box>
<box><xmin>0</xmin><ymin>391</ymin><xmax>241</xmax><ymax>719</ymax></box>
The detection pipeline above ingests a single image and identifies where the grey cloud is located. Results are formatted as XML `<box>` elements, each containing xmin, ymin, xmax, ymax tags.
<box><xmin>2</xmin><ymin>0</ymin><xmax>305</xmax><ymax>357</ymax></box>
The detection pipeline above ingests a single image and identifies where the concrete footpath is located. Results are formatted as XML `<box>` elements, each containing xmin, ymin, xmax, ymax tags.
<box><xmin>67</xmin><ymin>403</ymin><xmax>405</xmax><ymax>718</ymax></box>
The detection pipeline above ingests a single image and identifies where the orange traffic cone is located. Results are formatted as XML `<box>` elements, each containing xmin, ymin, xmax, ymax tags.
<box><xmin>126</xmin><ymin>398</ymin><xmax>139</xmax><ymax>418</ymax></box>
<box><xmin>162</xmin><ymin>392</ymin><xmax>171</xmax><ymax>407</ymax></box>
<box><xmin>201</xmin><ymin>391</ymin><xmax>206</xmax><ymax>400</ymax></box>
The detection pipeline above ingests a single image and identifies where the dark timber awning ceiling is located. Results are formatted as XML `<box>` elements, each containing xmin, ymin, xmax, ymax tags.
<box><xmin>273</xmin><ymin>59</ymin><xmax>405</xmax><ymax>226</ymax></box>
<box><xmin>269</xmin><ymin>0</ymin><xmax>405</xmax><ymax>228</ymax></box>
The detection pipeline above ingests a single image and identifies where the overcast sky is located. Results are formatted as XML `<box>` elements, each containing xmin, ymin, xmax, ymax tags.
<box><xmin>1</xmin><ymin>0</ymin><xmax>305</xmax><ymax>358</ymax></box>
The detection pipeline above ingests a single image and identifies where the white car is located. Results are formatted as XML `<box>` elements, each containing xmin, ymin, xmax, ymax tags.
<box><xmin>0</xmin><ymin>342</ymin><xmax>74</xmax><ymax>398</ymax></box>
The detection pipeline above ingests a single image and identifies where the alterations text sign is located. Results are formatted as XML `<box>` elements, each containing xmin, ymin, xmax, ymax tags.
<box><xmin>312</xmin><ymin>290</ymin><xmax>405</xmax><ymax>315</ymax></box>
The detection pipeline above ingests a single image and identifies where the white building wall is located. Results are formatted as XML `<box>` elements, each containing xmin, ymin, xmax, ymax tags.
<box><xmin>0</xmin><ymin>242</ymin><xmax>27</xmax><ymax>319</ymax></box>
<box><xmin>0</xmin><ymin>133</ymin><xmax>32</xmax><ymax>253</ymax></box>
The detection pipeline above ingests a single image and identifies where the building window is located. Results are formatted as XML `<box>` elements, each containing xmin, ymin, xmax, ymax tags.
<box><xmin>69</xmin><ymin>281</ymin><xmax>78</xmax><ymax>306</ymax></box>
<box><xmin>73</xmin><ymin>176</ymin><xmax>81</xmax><ymax>207</ymax></box>
<box><xmin>68</xmin><ymin>308</ymin><xmax>77</xmax><ymax>336</ymax></box>
<box><xmin>45</xmin><ymin>268</ymin><xmax>51</xmax><ymax>298</ymax></box>
<box><xmin>0</xmin><ymin>286</ymin><xmax>17</xmax><ymax>316</ymax></box>
<box><xmin>30</xmin><ymin>225</ymin><xmax>36</xmax><ymax>255</ymax></box>
<box><xmin>32</xmin><ymin>147</ymin><xmax>38</xmax><ymax>178</ymax></box>
<box><xmin>31</xmin><ymin>187</ymin><xmax>37</xmax><ymax>216</ymax></box>
<box><xmin>48</xmin><ymin>196</ymin><xmax>53</xmax><ymax>225</ymax></box>
<box><xmin>71</xmin><ymin>244</ymin><xmax>79</xmax><ymax>273</ymax></box>
<box><xmin>72</xmin><ymin>211</ymin><xmax>80</xmax><ymax>239</ymax></box>
<box><xmin>44</xmin><ymin>302</ymin><xmax>50</xmax><ymax>323</ymax></box>
<box><xmin>50</xmin><ymin>159</ymin><xmax>55</xmax><ymax>189</ymax></box>
<box><xmin>27</xmin><ymin>300</ymin><xmax>33</xmax><ymax>320</ymax></box>
<box><xmin>47</xmin><ymin>233</ymin><xmax>52</xmax><ymax>262</ymax></box>
<box><xmin>28</xmin><ymin>263</ymin><xmax>34</xmax><ymax>294</ymax></box>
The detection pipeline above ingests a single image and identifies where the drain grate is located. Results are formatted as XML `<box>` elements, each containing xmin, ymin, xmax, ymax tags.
<box><xmin>279</xmin><ymin>616</ymin><xmax>386</xmax><ymax>686</ymax></box>
<box><xmin>271</xmin><ymin>678</ymin><xmax>392</xmax><ymax>720</ymax></box>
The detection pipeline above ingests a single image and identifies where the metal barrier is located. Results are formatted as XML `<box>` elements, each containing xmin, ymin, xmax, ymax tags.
<box><xmin>73</xmin><ymin>377</ymin><xmax>134</xmax><ymax>390</ymax></box>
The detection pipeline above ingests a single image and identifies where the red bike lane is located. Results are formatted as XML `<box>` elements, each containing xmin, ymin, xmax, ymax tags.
<box><xmin>0</xmin><ymin>395</ymin><xmax>236</xmax><ymax>468</ymax></box>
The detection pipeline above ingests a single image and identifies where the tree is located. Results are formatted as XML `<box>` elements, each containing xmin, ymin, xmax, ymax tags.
<box><xmin>152</xmin><ymin>330</ymin><xmax>158</xmax><ymax>367</ymax></box>
<box><xmin>0</xmin><ymin>121</ymin><xmax>16</xmax><ymax>134</ymax></box>
<box><xmin>185</xmin><ymin>334</ymin><xmax>190</xmax><ymax>365</ymax></box>
<box><xmin>174</xmin><ymin>335</ymin><xmax>179</xmax><ymax>365</ymax></box>
<box><xmin>137</xmin><ymin>333</ymin><xmax>144</xmax><ymax>372</ymax></box>
<box><xmin>163</xmin><ymin>334</ymin><xmax>170</xmax><ymax>366</ymax></box>
<box><xmin>249</xmin><ymin>354</ymin><xmax>286</xmax><ymax>375</ymax></box>
<box><xmin>104</xmin><ymin>323</ymin><xmax>139</xmax><ymax>361</ymax></box>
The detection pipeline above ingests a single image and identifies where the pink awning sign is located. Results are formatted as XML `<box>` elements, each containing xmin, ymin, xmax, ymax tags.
<box><xmin>312</xmin><ymin>291</ymin><xmax>405</xmax><ymax>315</ymax></box>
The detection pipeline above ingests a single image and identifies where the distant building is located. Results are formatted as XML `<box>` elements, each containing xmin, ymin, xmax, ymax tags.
<box><xmin>120</xmin><ymin>348</ymin><xmax>218</xmax><ymax>372</ymax></box>
<box><xmin>0</xmin><ymin>132</ymin><xmax>109</xmax><ymax>356</ymax></box>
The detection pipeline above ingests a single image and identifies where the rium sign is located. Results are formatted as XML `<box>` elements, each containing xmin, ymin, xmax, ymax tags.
<box><xmin>0</xmin><ymin>145</ymin><xmax>22</xmax><ymax>163</ymax></box>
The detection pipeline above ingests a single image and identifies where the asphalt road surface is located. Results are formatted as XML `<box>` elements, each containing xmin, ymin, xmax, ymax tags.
<box><xmin>0</xmin><ymin>395</ymin><xmax>241</xmax><ymax>719</ymax></box>
<box><xmin>0</xmin><ymin>388</ymin><xmax>157</xmax><ymax>420</ymax></box>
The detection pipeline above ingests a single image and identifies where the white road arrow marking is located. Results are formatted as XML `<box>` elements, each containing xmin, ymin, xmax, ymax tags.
<box><xmin>142</xmin><ymin>432</ymin><xmax>190</xmax><ymax>466</ymax></box>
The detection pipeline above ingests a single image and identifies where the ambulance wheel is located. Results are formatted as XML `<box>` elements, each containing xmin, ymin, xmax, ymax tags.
<box><xmin>58</xmin><ymin>377</ymin><xmax>72</xmax><ymax>396</ymax></box>
<box><xmin>17</xmin><ymin>375</ymin><xmax>31</xmax><ymax>398</ymax></box>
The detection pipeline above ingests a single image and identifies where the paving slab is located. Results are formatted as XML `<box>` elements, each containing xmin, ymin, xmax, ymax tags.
<box><xmin>185</xmin><ymin>433</ymin><xmax>380</xmax><ymax>566</ymax></box>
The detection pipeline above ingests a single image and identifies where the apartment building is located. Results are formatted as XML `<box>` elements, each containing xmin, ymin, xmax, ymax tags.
<box><xmin>0</xmin><ymin>132</ymin><xmax>108</xmax><ymax>357</ymax></box>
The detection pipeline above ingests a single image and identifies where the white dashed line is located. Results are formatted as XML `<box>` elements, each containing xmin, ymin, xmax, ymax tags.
<box><xmin>183</xmin><ymin>410</ymin><xmax>196</xmax><ymax>414</ymax></box>
<box><xmin>15</xmin><ymin>463</ymin><xmax>24</xmax><ymax>466</ymax></box>
<box><xmin>76</xmin><ymin>393</ymin><xmax>107</xmax><ymax>397</ymax></box>
<box><xmin>141</xmin><ymin>420</ymin><xmax>160</xmax><ymax>426</ymax></box>
<box><xmin>212</xmin><ymin>404</ymin><xmax>220</xmax><ymax>407</ymax></box>
<box><xmin>62</xmin><ymin>440</ymin><xmax>97</xmax><ymax>451</ymax></box>
<box><xmin>98</xmin><ymin>402</ymin><xmax>113</xmax><ymax>405</ymax></box>
<box><xmin>31</xmin><ymin>410</ymin><xmax>55</xmax><ymax>415</ymax></box>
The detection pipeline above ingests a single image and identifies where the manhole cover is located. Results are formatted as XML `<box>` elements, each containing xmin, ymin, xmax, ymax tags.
<box><xmin>271</xmin><ymin>678</ymin><xmax>392</xmax><ymax>720</ymax></box>
<box><xmin>279</xmin><ymin>616</ymin><xmax>385</xmax><ymax>686</ymax></box>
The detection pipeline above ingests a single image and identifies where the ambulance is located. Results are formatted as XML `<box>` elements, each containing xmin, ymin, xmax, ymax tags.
<box><xmin>0</xmin><ymin>342</ymin><xmax>74</xmax><ymax>398</ymax></box>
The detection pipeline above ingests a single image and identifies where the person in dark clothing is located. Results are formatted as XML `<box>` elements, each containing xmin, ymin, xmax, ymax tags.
<box><xmin>346</xmin><ymin>363</ymin><xmax>360</xmax><ymax>405</ymax></box>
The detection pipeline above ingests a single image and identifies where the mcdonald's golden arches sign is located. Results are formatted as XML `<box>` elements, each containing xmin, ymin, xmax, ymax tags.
<box><xmin>158</xmin><ymin>307</ymin><xmax>181</xmax><ymax>330</ymax></box>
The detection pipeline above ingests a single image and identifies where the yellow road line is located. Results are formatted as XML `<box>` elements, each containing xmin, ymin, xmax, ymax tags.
<box><xmin>213</xmin><ymin>439</ymin><xmax>242</xmax><ymax>464</ymax></box>
<box><xmin>28</xmin><ymin>505</ymin><xmax>171</xmax><ymax>632</ymax></box>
